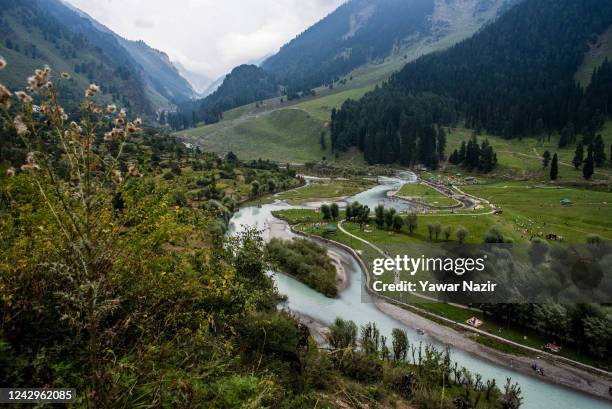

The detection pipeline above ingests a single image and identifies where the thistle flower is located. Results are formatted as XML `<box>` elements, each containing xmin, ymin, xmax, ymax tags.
<box><xmin>88</xmin><ymin>84</ymin><xmax>99</xmax><ymax>94</ymax></box>
<box><xmin>61</xmin><ymin>72</ymin><xmax>70</xmax><ymax>79</ymax></box>
<box><xmin>111</xmin><ymin>169</ymin><xmax>123</xmax><ymax>184</ymax></box>
<box><xmin>14</xmin><ymin>116</ymin><xmax>29</xmax><ymax>136</ymax></box>
<box><xmin>15</xmin><ymin>91</ymin><xmax>33</xmax><ymax>104</ymax></box>
<box><xmin>127</xmin><ymin>164</ymin><xmax>141</xmax><ymax>177</ymax></box>
<box><xmin>106</xmin><ymin>104</ymin><xmax>117</xmax><ymax>113</ymax></box>
<box><xmin>126</xmin><ymin>122</ymin><xmax>138</xmax><ymax>133</ymax></box>
<box><xmin>6</xmin><ymin>167</ymin><xmax>15</xmax><ymax>177</ymax></box>
<box><xmin>111</xmin><ymin>128</ymin><xmax>126</xmax><ymax>138</ymax></box>
<box><xmin>21</xmin><ymin>152</ymin><xmax>39</xmax><ymax>170</ymax></box>
<box><xmin>0</xmin><ymin>83</ymin><xmax>11</xmax><ymax>108</ymax></box>
<box><xmin>70</xmin><ymin>121</ymin><xmax>82</xmax><ymax>133</ymax></box>
<box><xmin>0</xmin><ymin>56</ymin><xmax>6</xmax><ymax>70</ymax></box>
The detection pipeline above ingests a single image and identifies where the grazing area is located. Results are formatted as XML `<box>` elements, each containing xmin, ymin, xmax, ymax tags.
<box><xmin>266</xmin><ymin>237</ymin><xmax>338</xmax><ymax>297</ymax></box>
<box><xmin>462</xmin><ymin>181</ymin><xmax>612</xmax><ymax>241</ymax></box>
<box><xmin>273</xmin><ymin>178</ymin><xmax>376</xmax><ymax>204</ymax></box>
<box><xmin>178</xmin><ymin>109</ymin><xmax>330</xmax><ymax>163</ymax></box>
<box><xmin>397</xmin><ymin>183</ymin><xmax>459</xmax><ymax>207</ymax></box>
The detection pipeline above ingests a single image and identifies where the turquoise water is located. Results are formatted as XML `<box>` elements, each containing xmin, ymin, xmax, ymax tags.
<box><xmin>229</xmin><ymin>177</ymin><xmax>611</xmax><ymax>409</ymax></box>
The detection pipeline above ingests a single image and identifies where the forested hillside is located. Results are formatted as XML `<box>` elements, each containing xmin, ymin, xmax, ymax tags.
<box><xmin>262</xmin><ymin>0</ymin><xmax>434</xmax><ymax>93</ymax></box>
<box><xmin>168</xmin><ymin>65</ymin><xmax>279</xmax><ymax>127</ymax></box>
<box><xmin>331</xmin><ymin>0</ymin><xmax>612</xmax><ymax>166</ymax></box>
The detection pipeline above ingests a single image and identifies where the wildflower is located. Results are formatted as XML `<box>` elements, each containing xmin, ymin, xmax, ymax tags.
<box><xmin>61</xmin><ymin>72</ymin><xmax>70</xmax><ymax>79</ymax></box>
<box><xmin>106</xmin><ymin>104</ymin><xmax>117</xmax><ymax>113</ymax></box>
<box><xmin>70</xmin><ymin>121</ymin><xmax>82</xmax><ymax>133</ymax></box>
<box><xmin>93</xmin><ymin>106</ymin><xmax>102</xmax><ymax>114</ymax></box>
<box><xmin>15</xmin><ymin>91</ymin><xmax>33</xmax><ymax>104</ymax></box>
<box><xmin>134</xmin><ymin>117</ymin><xmax>142</xmax><ymax>126</ymax></box>
<box><xmin>111</xmin><ymin>128</ymin><xmax>126</xmax><ymax>138</ymax></box>
<box><xmin>0</xmin><ymin>56</ymin><xmax>6</xmax><ymax>70</ymax></box>
<box><xmin>6</xmin><ymin>167</ymin><xmax>15</xmax><ymax>177</ymax></box>
<box><xmin>88</xmin><ymin>84</ymin><xmax>99</xmax><ymax>94</ymax></box>
<box><xmin>63</xmin><ymin>130</ymin><xmax>72</xmax><ymax>138</ymax></box>
<box><xmin>127</xmin><ymin>164</ymin><xmax>141</xmax><ymax>177</ymax></box>
<box><xmin>126</xmin><ymin>122</ymin><xmax>137</xmax><ymax>133</ymax></box>
<box><xmin>21</xmin><ymin>152</ymin><xmax>39</xmax><ymax>171</ymax></box>
<box><xmin>85</xmin><ymin>89</ymin><xmax>93</xmax><ymax>97</ymax></box>
<box><xmin>119</xmin><ymin>108</ymin><xmax>126</xmax><ymax>118</ymax></box>
<box><xmin>46</xmin><ymin>81</ymin><xmax>53</xmax><ymax>90</ymax></box>
<box><xmin>103</xmin><ymin>132</ymin><xmax>113</xmax><ymax>141</ymax></box>
<box><xmin>111</xmin><ymin>169</ymin><xmax>123</xmax><ymax>184</ymax></box>
<box><xmin>115</xmin><ymin>117</ymin><xmax>125</xmax><ymax>126</ymax></box>
<box><xmin>0</xmin><ymin>83</ymin><xmax>11</xmax><ymax>108</ymax></box>
<box><xmin>14</xmin><ymin>116</ymin><xmax>29</xmax><ymax>136</ymax></box>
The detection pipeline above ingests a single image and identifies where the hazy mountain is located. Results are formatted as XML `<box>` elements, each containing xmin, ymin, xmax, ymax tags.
<box><xmin>0</xmin><ymin>0</ymin><xmax>194</xmax><ymax>116</ymax></box>
<box><xmin>262</xmin><ymin>0</ymin><xmax>517</xmax><ymax>92</ymax></box>
<box><xmin>174</xmin><ymin>61</ymin><xmax>213</xmax><ymax>97</ymax></box>
<box><xmin>42</xmin><ymin>0</ymin><xmax>195</xmax><ymax>105</ymax></box>
<box><xmin>0</xmin><ymin>0</ymin><xmax>154</xmax><ymax>114</ymax></box>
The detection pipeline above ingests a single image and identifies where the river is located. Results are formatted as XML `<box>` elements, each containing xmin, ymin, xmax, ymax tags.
<box><xmin>228</xmin><ymin>173</ymin><xmax>610</xmax><ymax>409</ymax></box>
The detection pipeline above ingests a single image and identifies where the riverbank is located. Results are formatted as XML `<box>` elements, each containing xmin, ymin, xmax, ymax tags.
<box><xmin>375</xmin><ymin>301</ymin><xmax>612</xmax><ymax>402</ymax></box>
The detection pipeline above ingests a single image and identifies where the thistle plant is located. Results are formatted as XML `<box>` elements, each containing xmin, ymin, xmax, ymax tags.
<box><xmin>0</xmin><ymin>56</ymin><xmax>143</xmax><ymax>401</ymax></box>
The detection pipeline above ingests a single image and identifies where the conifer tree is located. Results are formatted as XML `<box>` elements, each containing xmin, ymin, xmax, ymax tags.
<box><xmin>550</xmin><ymin>154</ymin><xmax>558</xmax><ymax>180</ymax></box>
<box><xmin>572</xmin><ymin>143</ymin><xmax>584</xmax><ymax>169</ymax></box>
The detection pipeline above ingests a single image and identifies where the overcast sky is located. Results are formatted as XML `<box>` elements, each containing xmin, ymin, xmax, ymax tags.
<box><xmin>64</xmin><ymin>0</ymin><xmax>344</xmax><ymax>81</ymax></box>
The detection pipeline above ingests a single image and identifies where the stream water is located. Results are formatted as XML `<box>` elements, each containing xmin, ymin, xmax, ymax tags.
<box><xmin>228</xmin><ymin>173</ymin><xmax>610</xmax><ymax>409</ymax></box>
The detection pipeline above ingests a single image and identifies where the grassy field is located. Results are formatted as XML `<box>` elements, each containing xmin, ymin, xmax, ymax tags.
<box><xmin>462</xmin><ymin>181</ymin><xmax>612</xmax><ymax>241</ymax></box>
<box><xmin>445</xmin><ymin>123</ymin><xmax>612</xmax><ymax>183</ymax></box>
<box><xmin>273</xmin><ymin>179</ymin><xmax>376</xmax><ymax>204</ymax></box>
<box><xmin>178</xmin><ymin>109</ymin><xmax>331</xmax><ymax>163</ymax></box>
<box><xmin>397</xmin><ymin>183</ymin><xmax>459</xmax><ymax>207</ymax></box>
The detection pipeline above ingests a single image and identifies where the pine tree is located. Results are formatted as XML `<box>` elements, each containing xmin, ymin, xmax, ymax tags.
<box><xmin>593</xmin><ymin>135</ymin><xmax>606</xmax><ymax>167</ymax></box>
<box><xmin>583</xmin><ymin>146</ymin><xmax>594</xmax><ymax>180</ymax></box>
<box><xmin>550</xmin><ymin>154</ymin><xmax>558</xmax><ymax>180</ymax></box>
<box><xmin>320</xmin><ymin>131</ymin><xmax>327</xmax><ymax>150</ymax></box>
<box><xmin>572</xmin><ymin>143</ymin><xmax>584</xmax><ymax>169</ymax></box>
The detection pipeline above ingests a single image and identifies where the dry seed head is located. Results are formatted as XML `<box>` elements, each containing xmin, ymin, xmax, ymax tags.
<box><xmin>14</xmin><ymin>116</ymin><xmax>29</xmax><ymax>136</ymax></box>
<box><xmin>15</xmin><ymin>91</ymin><xmax>33</xmax><ymax>104</ymax></box>
<box><xmin>6</xmin><ymin>167</ymin><xmax>15</xmax><ymax>177</ymax></box>
<box><xmin>106</xmin><ymin>104</ymin><xmax>117</xmax><ymax>113</ymax></box>
<box><xmin>0</xmin><ymin>83</ymin><xmax>12</xmax><ymax>108</ymax></box>
<box><xmin>88</xmin><ymin>84</ymin><xmax>99</xmax><ymax>94</ymax></box>
<box><xmin>61</xmin><ymin>72</ymin><xmax>70</xmax><ymax>79</ymax></box>
<box><xmin>0</xmin><ymin>56</ymin><xmax>6</xmax><ymax>70</ymax></box>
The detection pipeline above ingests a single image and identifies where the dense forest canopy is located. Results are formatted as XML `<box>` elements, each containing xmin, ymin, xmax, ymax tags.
<box><xmin>331</xmin><ymin>0</ymin><xmax>612</xmax><ymax>166</ymax></box>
